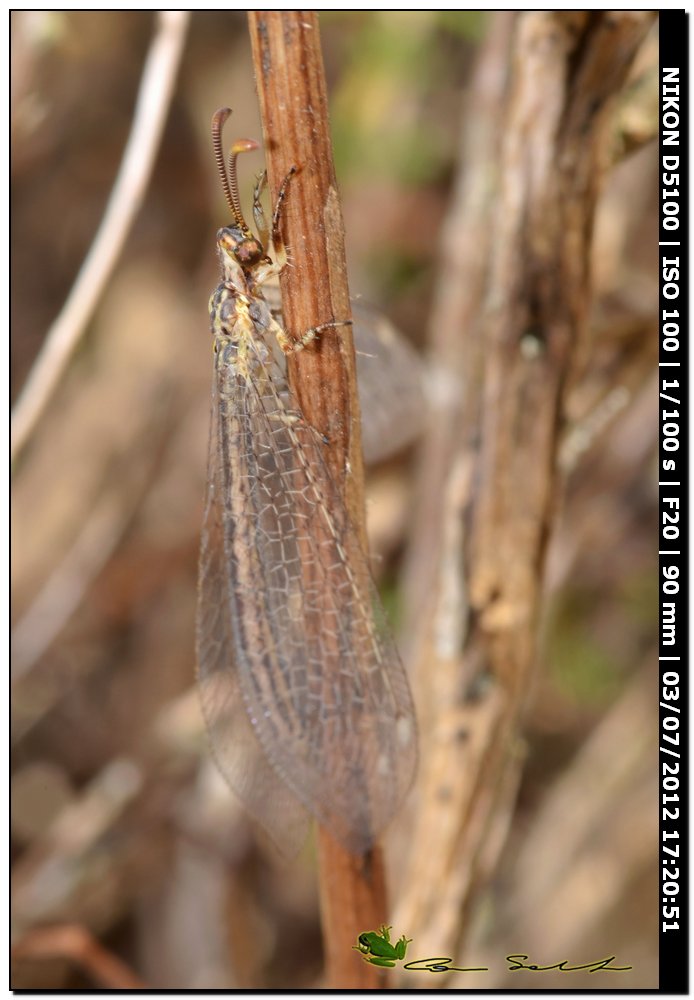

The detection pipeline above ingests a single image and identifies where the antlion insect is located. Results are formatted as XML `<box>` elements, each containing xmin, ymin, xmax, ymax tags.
<box><xmin>196</xmin><ymin>107</ymin><xmax>417</xmax><ymax>855</ymax></box>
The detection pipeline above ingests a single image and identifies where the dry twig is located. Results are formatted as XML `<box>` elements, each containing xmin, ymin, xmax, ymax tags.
<box><xmin>11</xmin><ymin>10</ymin><xmax>189</xmax><ymax>459</ymax></box>
<box><xmin>12</xmin><ymin>923</ymin><xmax>147</xmax><ymax>990</ymax></box>
<box><xmin>395</xmin><ymin>10</ymin><xmax>656</xmax><ymax>972</ymax></box>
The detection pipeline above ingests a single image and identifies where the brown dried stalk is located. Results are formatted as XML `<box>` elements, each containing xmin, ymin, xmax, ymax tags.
<box><xmin>395</xmin><ymin>9</ymin><xmax>656</xmax><ymax>972</ymax></box>
<box><xmin>247</xmin><ymin>11</ymin><xmax>387</xmax><ymax>990</ymax></box>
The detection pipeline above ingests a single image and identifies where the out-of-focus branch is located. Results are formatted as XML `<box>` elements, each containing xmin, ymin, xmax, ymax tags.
<box><xmin>12</xmin><ymin>759</ymin><xmax>145</xmax><ymax>936</ymax></box>
<box><xmin>11</xmin><ymin>10</ymin><xmax>189</xmax><ymax>460</ymax></box>
<box><xmin>401</xmin><ymin>9</ymin><xmax>514</xmax><ymax>683</ymax></box>
<box><xmin>458</xmin><ymin>661</ymin><xmax>658</xmax><ymax>989</ymax></box>
<box><xmin>12</xmin><ymin>924</ymin><xmax>147</xmax><ymax>990</ymax></box>
<box><xmin>12</xmin><ymin>406</ymin><xmax>171</xmax><ymax>684</ymax></box>
<box><xmin>396</xmin><ymin>10</ymin><xmax>655</xmax><ymax>971</ymax></box>
<box><xmin>394</xmin><ymin>11</ymin><xmax>515</xmax><ymax>954</ymax></box>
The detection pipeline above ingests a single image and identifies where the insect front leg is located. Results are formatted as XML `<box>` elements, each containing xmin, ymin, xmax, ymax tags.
<box><xmin>265</xmin><ymin>166</ymin><xmax>298</xmax><ymax>268</ymax></box>
<box><xmin>262</xmin><ymin>168</ymin><xmax>354</xmax><ymax>355</ymax></box>
<box><xmin>253</xmin><ymin>170</ymin><xmax>270</xmax><ymax>248</ymax></box>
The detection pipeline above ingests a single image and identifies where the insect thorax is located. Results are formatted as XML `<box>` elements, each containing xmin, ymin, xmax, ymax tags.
<box><xmin>209</xmin><ymin>283</ymin><xmax>241</xmax><ymax>339</ymax></box>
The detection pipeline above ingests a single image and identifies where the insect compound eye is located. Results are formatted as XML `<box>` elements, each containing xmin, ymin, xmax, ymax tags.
<box><xmin>217</xmin><ymin>223</ymin><xmax>263</xmax><ymax>267</ymax></box>
<box><xmin>235</xmin><ymin>238</ymin><xmax>263</xmax><ymax>265</ymax></box>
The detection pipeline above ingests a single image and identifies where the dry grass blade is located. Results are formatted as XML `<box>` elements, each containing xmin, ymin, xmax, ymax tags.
<box><xmin>11</xmin><ymin>10</ymin><xmax>189</xmax><ymax>459</ymax></box>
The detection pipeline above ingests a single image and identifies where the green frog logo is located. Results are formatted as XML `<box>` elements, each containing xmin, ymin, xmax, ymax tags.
<box><xmin>353</xmin><ymin>925</ymin><xmax>412</xmax><ymax>968</ymax></box>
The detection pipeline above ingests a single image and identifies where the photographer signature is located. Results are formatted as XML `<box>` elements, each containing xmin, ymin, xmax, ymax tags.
<box><xmin>403</xmin><ymin>954</ymin><xmax>632</xmax><ymax>974</ymax></box>
<box><xmin>354</xmin><ymin>927</ymin><xmax>631</xmax><ymax>974</ymax></box>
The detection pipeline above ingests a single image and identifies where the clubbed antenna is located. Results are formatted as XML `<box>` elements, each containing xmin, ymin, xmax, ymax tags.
<box><xmin>211</xmin><ymin>107</ymin><xmax>258</xmax><ymax>231</ymax></box>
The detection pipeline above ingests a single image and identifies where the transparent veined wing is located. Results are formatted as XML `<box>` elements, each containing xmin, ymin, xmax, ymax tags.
<box><xmin>196</xmin><ymin>327</ymin><xmax>417</xmax><ymax>855</ymax></box>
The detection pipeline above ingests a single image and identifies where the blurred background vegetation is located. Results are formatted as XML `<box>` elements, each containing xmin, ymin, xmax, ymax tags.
<box><xmin>11</xmin><ymin>11</ymin><xmax>658</xmax><ymax>989</ymax></box>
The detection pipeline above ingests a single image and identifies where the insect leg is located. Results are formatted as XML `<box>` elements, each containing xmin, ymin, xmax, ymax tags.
<box><xmin>271</xmin><ymin>166</ymin><xmax>298</xmax><ymax>255</ymax></box>
<box><xmin>275</xmin><ymin>319</ymin><xmax>353</xmax><ymax>355</ymax></box>
<box><xmin>253</xmin><ymin>170</ymin><xmax>269</xmax><ymax>247</ymax></box>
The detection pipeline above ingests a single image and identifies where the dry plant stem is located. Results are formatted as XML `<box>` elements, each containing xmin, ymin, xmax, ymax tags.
<box><xmin>394</xmin><ymin>14</ymin><xmax>514</xmax><ymax>957</ymax></box>
<box><xmin>12</xmin><ymin>407</ymin><xmax>171</xmax><ymax>684</ymax></box>
<box><xmin>12</xmin><ymin>924</ymin><xmax>147</xmax><ymax>990</ymax></box>
<box><xmin>12</xmin><ymin>759</ymin><xmax>145</xmax><ymax>936</ymax></box>
<box><xmin>11</xmin><ymin>10</ymin><xmax>189</xmax><ymax>460</ymax></box>
<box><xmin>11</xmin><ymin>496</ymin><xmax>128</xmax><ymax>681</ymax></box>
<box><xmin>459</xmin><ymin>660</ymin><xmax>658</xmax><ymax>988</ymax></box>
<box><xmin>500</xmin><ymin>663</ymin><xmax>658</xmax><ymax>953</ymax></box>
<box><xmin>469</xmin><ymin>11</ymin><xmax>656</xmax><ymax>686</ymax></box>
<box><xmin>247</xmin><ymin>11</ymin><xmax>386</xmax><ymax>990</ymax></box>
<box><xmin>401</xmin><ymin>10</ymin><xmax>514</xmax><ymax>681</ymax></box>
<box><xmin>396</xmin><ymin>10</ymin><xmax>655</xmax><ymax>966</ymax></box>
